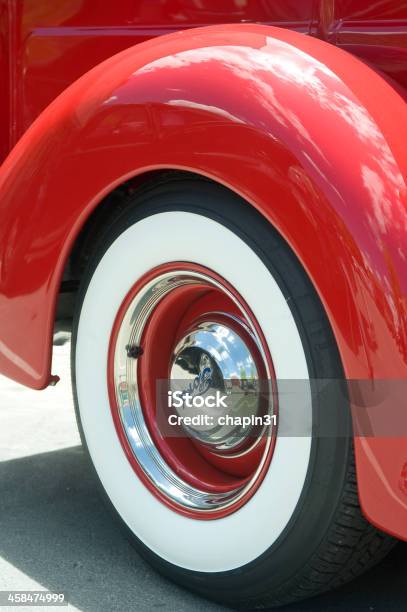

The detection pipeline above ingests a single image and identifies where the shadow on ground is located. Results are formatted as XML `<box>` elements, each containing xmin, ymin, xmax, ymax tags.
<box><xmin>0</xmin><ymin>446</ymin><xmax>405</xmax><ymax>611</ymax></box>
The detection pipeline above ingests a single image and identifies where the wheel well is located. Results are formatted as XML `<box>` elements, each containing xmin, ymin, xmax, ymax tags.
<box><xmin>55</xmin><ymin>169</ymin><xmax>213</xmax><ymax>332</ymax></box>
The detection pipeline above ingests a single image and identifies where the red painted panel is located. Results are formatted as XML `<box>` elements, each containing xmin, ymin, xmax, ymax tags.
<box><xmin>5</xmin><ymin>0</ymin><xmax>314</xmax><ymax>151</ymax></box>
<box><xmin>316</xmin><ymin>1</ymin><xmax>407</xmax><ymax>90</ymax></box>
<box><xmin>3</xmin><ymin>0</ymin><xmax>407</xmax><ymax>161</ymax></box>
<box><xmin>335</xmin><ymin>0</ymin><xmax>407</xmax><ymax>21</ymax></box>
<box><xmin>0</xmin><ymin>1</ymin><xmax>12</xmax><ymax>161</ymax></box>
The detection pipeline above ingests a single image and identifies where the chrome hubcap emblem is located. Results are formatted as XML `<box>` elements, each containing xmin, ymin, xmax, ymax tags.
<box><xmin>170</xmin><ymin>321</ymin><xmax>262</xmax><ymax>451</ymax></box>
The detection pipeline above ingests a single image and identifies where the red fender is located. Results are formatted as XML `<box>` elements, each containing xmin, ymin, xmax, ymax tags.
<box><xmin>0</xmin><ymin>24</ymin><xmax>406</xmax><ymax>539</ymax></box>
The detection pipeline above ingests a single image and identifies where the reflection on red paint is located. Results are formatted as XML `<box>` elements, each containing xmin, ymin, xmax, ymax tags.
<box><xmin>400</xmin><ymin>462</ymin><xmax>407</xmax><ymax>497</ymax></box>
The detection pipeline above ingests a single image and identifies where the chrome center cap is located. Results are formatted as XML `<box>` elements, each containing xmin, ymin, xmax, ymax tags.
<box><xmin>170</xmin><ymin>321</ymin><xmax>262</xmax><ymax>451</ymax></box>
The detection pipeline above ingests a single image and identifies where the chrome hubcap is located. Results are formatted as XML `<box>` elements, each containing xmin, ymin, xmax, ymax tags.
<box><xmin>170</xmin><ymin>321</ymin><xmax>263</xmax><ymax>451</ymax></box>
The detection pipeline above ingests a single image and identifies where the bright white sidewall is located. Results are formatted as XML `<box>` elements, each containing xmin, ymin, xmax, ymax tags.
<box><xmin>76</xmin><ymin>212</ymin><xmax>312</xmax><ymax>572</ymax></box>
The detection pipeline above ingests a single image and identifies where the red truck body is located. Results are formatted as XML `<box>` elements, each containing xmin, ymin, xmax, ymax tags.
<box><xmin>2</xmin><ymin>0</ymin><xmax>407</xmax><ymax>163</ymax></box>
<box><xmin>0</xmin><ymin>1</ymin><xmax>406</xmax><ymax>597</ymax></box>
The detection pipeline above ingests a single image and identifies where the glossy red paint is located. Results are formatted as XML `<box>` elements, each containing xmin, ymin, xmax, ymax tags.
<box><xmin>0</xmin><ymin>0</ymin><xmax>314</xmax><ymax>158</ymax></box>
<box><xmin>315</xmin><ymin>1</ymin><xmax>407</xmax><ymax>92</ymax></box>
<box><xmin>400</xmin><ymin>462</ymin><xmax>407</xmax><ymax>496</ymax></box>
<box><xmin>107</xmin><ymin>262</ymin><xmax>275</xmax><ymax>519</ymax></box>
<box><xmin>0</xmin><ymin>23</ymin><xmax>406</xmax><ymax>538</ymax></box>
<box><xmin>2</xmin><ymin>0</ymin><xmax>407</xmax><ymax>162</ymax></box>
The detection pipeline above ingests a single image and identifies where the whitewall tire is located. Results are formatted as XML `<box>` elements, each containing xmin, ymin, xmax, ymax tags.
<box><xmin>71</xmin><ymin>176</ymin><xmax>394</xmax><ymax>608</ymax></box>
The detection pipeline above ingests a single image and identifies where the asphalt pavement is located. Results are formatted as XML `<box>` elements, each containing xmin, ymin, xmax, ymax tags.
<box><xmin>0</xmin><ymin>339</ymin><xmax>405</xmax><ymax>611</ymax></box>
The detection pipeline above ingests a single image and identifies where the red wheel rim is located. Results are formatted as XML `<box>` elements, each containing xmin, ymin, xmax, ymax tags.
<box><xmin>108</xmin><ymin>262</ymin><xmax>278</xmax><ymax>519</ymax></box>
